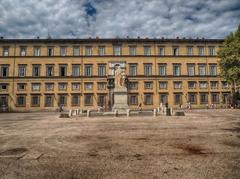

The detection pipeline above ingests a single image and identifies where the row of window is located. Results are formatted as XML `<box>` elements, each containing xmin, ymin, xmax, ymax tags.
<box><xmin>0</xmin><ymin>63</ymin><xmax>217</xmax><ymax>77</ymax></box>
<box><xmin>1</xmin><ymin>45</ymin><xmax>218</xmax><ymax>57</ymax></box>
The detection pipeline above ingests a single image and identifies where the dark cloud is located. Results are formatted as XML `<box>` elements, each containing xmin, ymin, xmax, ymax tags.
<box><xmin>0</xmin><ymin>0</ymin><xmax>239</xmax><ymax>39</ymax></box>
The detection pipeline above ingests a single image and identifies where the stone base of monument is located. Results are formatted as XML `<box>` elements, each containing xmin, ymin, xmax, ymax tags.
<box><xmin>112</xmin><ymin>87</ymin><xmax>129</xmax><ymax>113</ymax></box>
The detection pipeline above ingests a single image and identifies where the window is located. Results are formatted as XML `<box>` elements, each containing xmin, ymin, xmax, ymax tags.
<box><xmin>46</xmin><ymin>65</ymin><xmax>54</xmax><ymax>77</ymax></box>
<box><xmin>72</xmin><ymin>83</ymin><xmax>80</xmax><ymax>91</ymax></box>
<box><xmin>208</xmin><ymin>46</ymin><xmax>215</xmax><ymax>56</ymax></box>
<box><xmin>34</xmin><ymin>47</ymin><xmax>41</xmax><ymax>56</ymax></box>
<box><xmin>158</xmin><ymin>64</ymin><xmax>166</xmax><ymax>76</ymax></box>
<box><xmin>0</xmin><ymin>65</ymin><xmax>9</xmax><ymax>77</ymax></box>
<box><xmin>198</xmin><ymin>64</ymin><xmax>206</xmax><ymax>76</ymax></box>
<box><xmin>3</xmin><ymin>46</ymin><xmax>9</xmax><ymax>56</ymax></box>
<box><xmin>199</xmin><ymin>81</ymin><xmax>208</xmax><ymax>89</ymax></box>
<box><xmin>73</xmin><ymin>46</ymin><xmax>80</xmax><ymax>56</ymax></box>
<box><xmin>98</xmin><ymin>46</ymin><xmax>105</xmax><ymax>56</ymax></box>
<box><xmin>129</xmin><ymin>64</ymin><xmax>137</xmax><ymax>76</ymax></box>
<box><xmin>47</xmin><ymin>47</ymin><xmax>54</xmax><ymax>56</ymax></box>
<box><xmin>0</xmin><ymin>95</ymin><xmax>8</xmax><ymax>106</ymax></box>
<box><xmin>97</xmin><ymin>82</ymin><xmax>106</xmax><ymax>90</ymax></box>
<box><xmin>45</xmin><ymin>95</ymin><xmax>54</xmax><ymax>107</ymax></box>
<box><xmin>32</xmin><ymin>83</ymin><xmax>41</xmax><ymax>91</ymax></box>
<box><xmin>144</xmin><ymin>64</ymin><xmax>152</xmax><ymax>76</ymax></box>
<box><xmin>84</xmin><ymin>64</ymin><xmax>93</xmax><ymax>76</ymax></box>
<box><xmin>210</xmin><ymin>81</ymin><xmax>218</xmax><ymax>89</ymax></box>
<box><xmin>32</xmin><ymin>65</ymin><xmax>41</xmax><ymax>77</ymax></box>
<box><xmin>158</xmin><ymin>46</ymin><xmax>165</xmax><ymax>56</ymax></box>
<box><xmin>200</xmin><ymin>93</ymin><xmax>208</xmax><ymax>104</ymax></box>
<box><xmin>97</xmin><ymin>95</ymin><xmax>106</xmax><ymax>107</ymax></box>
<box><xmin>18</xmin><ymin>65</ymin><xmax>26</xmax><ymax>77</ymax></box>
<box><xmin>222</xmin><ymin>93</ymin><xmax>230</xmax><ymax>104</ymax></box>
<box><xmin>113</xmin><ymin>45</ymin><xmax>121</xmax><ymax>56</ymax></box>
<box><xmin>72</xmin><ymin>64</ymin><xmax>80</xmax><ymax>76</ymax></box>
<box><xmin>98</xmin><ymin>64</ymin><xmax>106</xmax><ymax>76</ymax></box>
<box><xmin>173</xmin><ymin>64</ymin><xmax>181</xmax><ymax>76</ymax></box>
<box><xmin>59</xmin><ymin>83</ymin><xmax>67</xmax><ymax>91</ymax></box>
<box><xmin>159</xmin><ymin>82</ymin><xmax>167</xmax><ymax>89</ymax></box>
<box><xmin>159</xmin><ymin>93</ymin><xmax>168</xmax><ymax>104</ymax></box>
<box><xmin>144</xmin><ymin>93</ymin><xmax>153</xmax><ymax>105</ymax></box>
<box><xmin>85</xmin><ymin>46</ymin><xmax>92</xmax><ymax>56</ymax></box>
<box><xmin>128</xmin><ymin>82</ymin><xmax>138</xmax><ymax>90</ymax></box>
<box><xmin>84</xmin><ymin>83</ymin><xmax>93</xmax><ymax>90</ymax></box>
<box><xmin>129</xmin><ymin>46</ymin><xmax>136</xmax><ymax>56</ymax></box>
<box><xmin>59</xmin><ymin>95</ymin><xmax>67</xmax><ymax>106</ymax></box>
<box><xmin>222</xmin><ymin>81</ymin><xmax>229</xmax><ymax>89</ymax></box>
<box><xmin>59</xmin><ymin>65</ymin><xmax>67</xmax><ymax>77</ymax></box>
<box><xmin>188</xmin><ymin>81</ymin><xmax>196</xmax><ymax>89</ymax></box>
<box><xmin>84</xmin><ymin>94</ymin><xmax>93</xmax><ymax>105</ymax></box>
<box><xmin>31</xmin><ymin>95</ymin><xmax>40</xmax><ymax>107</ymax></box>
<box><xmin>45</xmin><ymin>83</ymin><xmax>54</xmax><ymax>91</ymax></box>
<box><xmin>72</xmin><ymin>95</ymin><xmax>80</xmax><ymax>106</ymax></box>
<box><xmin>0</xmin><ymin>83</ymin><xmax>8</xmax><ymax>91</ymax></box>
<box><xmin>198</xmin><ymin>46</ymin><xmax>204</xmax><ymax>56</ymax></box>
<box><xmin>144</xmin><ymin>46</ymin><xmax>151</xmax><ymax>56</ymax></box>
<box><xmin>60</xmin><ymin>46</ymin><xmax>67</xmax><ymax>56</ymax></box>
<box><xmin>172</xmin><ymin>46</ymin><xmax>179</xmax><ymax>56</ymax></box>
<box><xmin>17</xmin><ymin>83</ymin><xmax>26</xmax><ymax>91</ymax></box>
<box><xmin>209</xmin><ymin>64</ymin><xmax>217</xmax><ymax>76</ymax></box>
<box><xmin>128</xmin><ymin>94</ymin><xmax>138</xmax><ymax>105</ymax></box>
<box><xmin>174</xmin><ymin>81</ymin><xmax>182</xmax><ymax>89</ymax></box>
<box><xmin>187</xmin><ymin>64</ymin><xmax>195</xmax><ymax>76</ymax></box>
<box><xmin>211</xmin><ymin>93</ymin><xmax>219</xmax><ymax>104</ymax></box>
<box><xmin>174</xmin><ymin>93</ymin><xmax>182</xmax><ymax>105</ymax></box>
<box><xmin>187</xmin><ymin>46</ymin><xmax>193</xmax><ymax>56</ymax></box>
<box><xmin>16</xmin><ymin>95</ymin><xmax>26</xmax><ymax>107</ymax></box>
<box><xmin>144</xmin><ymin>82</ymin><xmax>153</xmax><ymax>89</ymax></box>
<box><xmin>20</xmin><ymin>46</ymin><xmax>26</xmax><ymax>56</ymax></box>
<box><xmin>188</xmin><ymin>93</ymin><xmax>197</xmax><ymax>104</ymax></box>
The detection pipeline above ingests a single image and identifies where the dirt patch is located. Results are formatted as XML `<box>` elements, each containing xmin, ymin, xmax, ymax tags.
<box><xmin>175</xmin><ymin>144</ymin><xmax>205</xmax><ymax>154</ymax></box>
<box><xmin>0</xmin><ymin>148</ymin><xmax>28</xmax><ymax>156</ymax></box>
<box><xmin>223</xmin><ymin>141</ymin><xmax>240</xmax><ymax>148</ymax></box>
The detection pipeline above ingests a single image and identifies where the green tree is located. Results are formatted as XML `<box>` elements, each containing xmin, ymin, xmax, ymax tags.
<box><xmin>218</xmin><ymin>24</ymin><xmax>240</xmax><ymax>107</ymax></box>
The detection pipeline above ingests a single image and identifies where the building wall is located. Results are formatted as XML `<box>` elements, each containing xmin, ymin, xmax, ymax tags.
<box><xmin>0</xmin><ymin>38</ymin><xmax>231</xmax><ymax>111</ymax></box>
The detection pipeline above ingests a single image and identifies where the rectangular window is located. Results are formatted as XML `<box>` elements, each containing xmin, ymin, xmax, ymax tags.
<box><xmin>222</xmin><ymin>81</ymin><xmax>229</xmax><ymax>89</ymax></box>
<box><xmin>84</xmin><ymin>82</ymin><xmax>93</xmax><ymax>90</ymax></box>
<box><xmin>211</xmin><ymin>93</ymin><xmax>219</xmax><ymax>104</ymax></box>
<box><xmin>60</xmin><ymin>46</ymin><xmax>67</xmax><ymax>56</ymax></box>
<box><xmin>31</xmin><ymin>95</ymin><xmax>40</xmax><ymax>107</ymax></box>
<box><xmin>97</xmin><ymin>95</ymin><xmax>106</xmax><ymax>107</ymax></box>
<box><xmin>144</xmin><ymin>64</ymin><xmax>152</xmax><ymax>76</ymax></box>
<box><xmin>200</xmin><ymin>93</ymin><xmax>208</xmax><ymax>104</ymax></box>
<box><xmin>3</xmin><ymin>46</ymin><xmax>9</xmax><ymax>56</ymax></box>
<box><xmin>17</xmin><ymin>83</ymin><xmax>26</xmax><ymax>91</ymax></box>
<box><xmin>144</xmin><ymin>93</ymin><xmax>153</xmax><ymax>105</ymax></box>
<box><xmin>209</xmin><ymin>64</ymin><xmax>217</xmax><ymax>76</ymax></box>
<box><xmin>198</xmin><ymin>46</ymin><xmax>204</xmax><ymax>56</ymax></box>
<box><xmin>16</xmin><ymin>95</ymin><xmax>26</xmax><ymax>107</ymax></box>
<box><xmin>0</xmin><ymin>65</ymin><xmax>9</xmax><ymax>77</ymax></box>
<box><xmin>18</xmin><ymin>65</ymin><xmax>26</xmax><ymax>77</ymax></box>
<box><xmin>97</xmin><ymin>82</ymin><xmax>106</xmax><ymax>90</ymax></box>
<box><xmin>199</xmin><ymin>81</ymin><xmax>208</xmax><ymax>89</ymax></box>
<box><xmin>144</xmin><ymin>46</ymin><xmax>151</xmax><ymax>56</ymax></box>
<box><xmin>0</xmin><ymin>83</ymin><xmax>8</xmax><ymax>91</ymax></box>
<box><xmin>174</xmin><ymin>81</ymin><xmax>182</xmax><ymax>89</ymax></box>
<box><xmin>45</xmin><ymin>95</ymin><xmax>54</xmax><ymax>107</ymax></box>
<box><xmin>98</xmin><ymin>64</ymin><xmax>106</xmax><ymax>76</ymax></box>
<box><xmin>45</xmin><ymin>83</ymin><xmax>54</xmax><ymax>91</ymax></box>
<box><xmin>72</xmin><ymin>64</ymin><xmax>80</xmax><ymax>77</ymax></box>
<box><xmin>0</xmin><ymin>95</ymin><xmax>8</xmax><ymax>106</ymax></box>
<box><xmin>73</xmin><ymin>46</ymin><xmax>80</xmax><ymax>56</ymax></box>
<box><xmin>59</xmin><ymin>65</ymin><xmax>67</xmax><ymax>77</ymax></box>
<box><xmin>72</xmin><ymin>95</ymin><xmax>80</xmax><ymax>106</ymax></box>
<box><xmin>128</xmin><ymin>82</ymin><xmax>138</xmax><ymax>90</ymax></box>
<box><xmin>198</xmin><ymin>64</ymin><xmax>206</xmax><ymax>76</ymax></box>
<box><xmin>222</xmin><ymin>93</ymin><xmax>230</xmax><ymax>104</ymax></box>
<box><xmin>159</xmin><ymin>93</ymin><xmax>168</xmax><ymax>104</ymax></box>
<box><xmin>98</xmin><ymin>46</ymin><xmax>105</xmax><ymax>56</ymax></box>
<box><xmin>128</xmin><ymin>94</ymin><xmax>138</xmax><ymax>105</ymax></box>
<box><xmin>187</xmin><ymin>46</ymin><xmax>193</xmax><ymax>56</ymax></box>
<box><xmin>188</xmin><ymin>81</ymin><xmax>196</xmax><ymax>89</ymax></box>
<box><xmin>173</xmin><ymin>64</ymin><xmax>181</xmax><ymax>76</ymax></box>
<box><xmin>129</xmin><ymin>64</ymin><xmax>137</xmax><ymax>76</ymax></box>
<box><xmin>59</xmin><ymin>95</ymin><xmax>67</xmax><ymax>106</ymax></box>
<box><xmin>84</xmin><ymin>64</ymin><xmax>93</xmax><ymax>76</ymax></box>
<box><xmin>113</xmin><ymin>45</ymin><xmax>121</xmax><ymax>56</ymax></box>
<box><xmin>159</xmin><ymin>82</ymin><xmax>167</xmax><ymax>89</ymax></box>
<box><xmin>84</xmin><ymin>94</ymin><xmax>93</xmax><ymax>105</ymax></box>
<box><xmin>174</xmin><ymin>93</ymin><xmax>182</xmax><ymax>105</ymax></box>
<box><xmin>158</xmin><ymin>46</ymin><xmax>165</xmax><ymax>56</ymax></box>
<box><xmin>144</xmin><ymin>82</ymin><xmax>153</xmax><ymax>89</ymax></box>
<box><xmin>208</xmin><ymin>46</ymin><xmax>215</xmax><ymax>56</ymax></box>
<box><xmin>32</xmin><ymin>65</ymin><xmax>41</xmax><ymax>77</ymax></box>
<box><xmin>72</xmin><ymin>83</ymin><xmax>80</xmax><ymax>91</ymax></box>
<box><xmin>47</xmin><ymin>47</ymin><xmax>54</xmax><ymax>56</ymax></box>
<box><xmin>32</xmin><ymin>83</ymin><xmax>41</xmax><ymax>91</ymax></box>
<box><xmin>46</xmin><ymin>65</ymin><xmax>54</xmax><ymax>77</ymax></box>
<box><xmin>172</xmin><ymin>46</ymin><xmax>179</xmax><ymax>56</ymax></box>
<box><xmin>20</xmin><ymin>46</ymin><xmax>27</xmax><ymax>56</ymax></box>
<box><xmin>187</xmin><ymin>64</ymin><xmax>195</xmax><ymax>76</ymax></box>
<box><xmin>158</xmin><ymin>64</ymin><xmax>166</xmax><ymax>76</ymax></box>
<box><xmin>58</xmin><ymin>83</ymin><xmax>67</xmax><ymax>91</ymax></box>
<box><xmin>210</xmin><ymin>81</ymin><xmax>219</xmax><ymax>89</ymax></box>
<box><xmin>85</xmin><ymin>46</ymin><xmax>93</xmax><ymax>56</ymax></box>
<box><xmin>129</xmin><ymin>46</ymin><xmax>136</xmax><ymax>56</ymax></box>
<box><xmin>34</xmin><ymin>47</ymin><xmax>41</xmax><ymax>56</ymax></box>
<box><xmin>188</xmin><ymin>93</ymin><xmax>197</xmax><ymax>104</ymax></box>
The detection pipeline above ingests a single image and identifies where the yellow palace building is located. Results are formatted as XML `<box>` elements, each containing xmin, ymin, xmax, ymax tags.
<box><xmin>0</xmin><ymin>37</ymin><xmax>231</xmax><ymax>111</ymax></box>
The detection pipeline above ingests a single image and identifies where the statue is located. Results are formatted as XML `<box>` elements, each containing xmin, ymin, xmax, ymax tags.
<box><xmin>114</xmin><ymin>66</ymin><xmax>126</xmax><ymax>87</ymax></box>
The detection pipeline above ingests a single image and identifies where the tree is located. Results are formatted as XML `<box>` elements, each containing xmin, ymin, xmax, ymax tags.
<box><xmin>218</xmin><ymin>24</ymin><xmax>240</xmax><ymax>107</ymax></box>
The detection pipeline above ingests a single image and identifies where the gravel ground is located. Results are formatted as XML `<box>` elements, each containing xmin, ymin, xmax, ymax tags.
<box><xmin>0</xmin><ymin>109</ymin><xmax>239</xmax><ymax>179</ymax></box>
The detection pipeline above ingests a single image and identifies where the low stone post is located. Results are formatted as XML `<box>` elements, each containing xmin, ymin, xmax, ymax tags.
<box><xmin>87</xmin><ymin>110</ymin><xmax>91</xmax><ymax>117</ymax></box>
<box><xmin>157</xmin><ymin>107</ymin><xmax>160</xmax><ymax>113</ymax></box>
<box><xmin>163</xmin><ymin>107</ymin><xmax>167</xmax><ymax>115</ymax></box>
<box><xmin>153</xmin><ymin>108</ymin><xmax>157</xmax><ymax>117</ymax></box>
<box><xmin>68</xmin><ymin>109</ymin><xmax>72</xmax><ymax>117</ymax></box>
<box><xmin>170</xmin><ymin>107</ymin><xmax>173</xmax><ymax>115</ymax></box>
<box><xmin>114</xmin><ymin>109</ymin><xmax>118</xmax><ymax>117</ymax></box>
<box><xmin>126</xmin><ymin>109</ymin><xmax>130</xmax><ymax>117</ymax></box>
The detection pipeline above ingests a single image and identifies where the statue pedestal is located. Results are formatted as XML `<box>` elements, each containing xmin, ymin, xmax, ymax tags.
<box><xmin>112</xmin><ymin>87</ymin><xmax>129</xmax><ymax>113</ymax></box>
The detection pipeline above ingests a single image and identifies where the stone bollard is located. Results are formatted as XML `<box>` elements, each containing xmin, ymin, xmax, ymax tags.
<box><xmin>170</xmin><ymin>107</ymin><xmax>173</xmax><ymax>115</ymax></box>
<box><xmin>157</xmin><ymin>107</ymin><xmax>160</xmax><ymax>113</ymax></box>
<box><xmin>163</xmin><ymin>107</ymin><xmax>166</xmax><ymax>115</ymax></box>
<box><xmin>68</xmin><ymin>109</ymin><xmax>72</xmax><ymax>117</ymax></box>
<box><xmin>153</xmin><ymin>108</ymin><xmax>157</xmax><ymax>117</ymax></box>
<box><xmin>87</xmin><ymin>110</ymin><xmax>91</xmax><ymax>117</ymax></box>
<box><xmin>114</xmin><ymin>109</ymin><xmax>118</xmax><ymax>117</ymax></box>
<box><xmin>126</xmin><ymin>109</ymin><xmax>130</xmax><ymax>117</ymax></box>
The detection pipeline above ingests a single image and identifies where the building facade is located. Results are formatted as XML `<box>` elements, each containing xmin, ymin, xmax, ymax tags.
<box><xmin>0</xmin><ymin>38</ymin><xmax>231</xmax><ymax>111</ymax></box>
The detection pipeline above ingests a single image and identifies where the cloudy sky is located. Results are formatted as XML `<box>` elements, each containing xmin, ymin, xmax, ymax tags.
<box><xmin>0</xmin><ymin>0</ymin><xmax>239</xmax><ymax>39</ymax></box>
